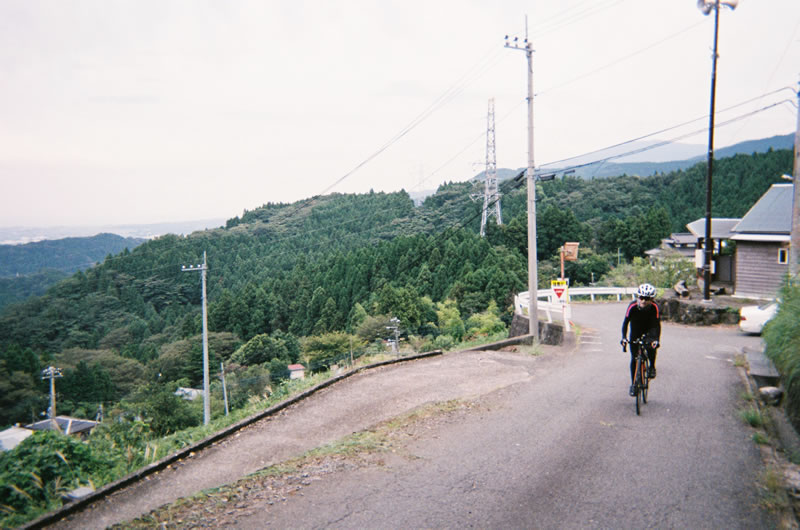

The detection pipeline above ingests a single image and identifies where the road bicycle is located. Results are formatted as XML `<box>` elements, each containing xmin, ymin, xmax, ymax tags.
<box><xmin>622</xmin><ymin>336</ymin><xmax>656</xmax><ymax>415</ymax></box>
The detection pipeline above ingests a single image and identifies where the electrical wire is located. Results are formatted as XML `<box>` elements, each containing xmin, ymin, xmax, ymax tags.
<box><xmin>43</xmin><ymin>92</ymin><xmax>793</xmax><ymax>283</ymax></box>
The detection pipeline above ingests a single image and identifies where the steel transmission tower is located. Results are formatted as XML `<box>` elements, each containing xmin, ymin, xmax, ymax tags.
<box><xmin>479</xmin><ymin>98</ymin><xmax>502</xmax><ymax>237</ymax></box>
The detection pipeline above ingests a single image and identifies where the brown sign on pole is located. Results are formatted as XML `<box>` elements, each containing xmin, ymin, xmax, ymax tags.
<box><xmin>563</xmin><ymin>242</ymin><xmax>580</xmax><ymax>261</ymax></box>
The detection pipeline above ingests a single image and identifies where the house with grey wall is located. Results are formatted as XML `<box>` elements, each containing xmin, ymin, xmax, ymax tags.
<box><xmin>731</xmin><ymin>183</ymin><xmax>793</xmax><ymax>299</ymax></box>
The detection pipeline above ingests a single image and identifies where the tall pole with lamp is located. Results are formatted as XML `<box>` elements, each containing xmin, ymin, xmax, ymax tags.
<box><xmin>698</xmin><ymin>0</ymin><xmax>738</xmax><ymax>301</ymax></box>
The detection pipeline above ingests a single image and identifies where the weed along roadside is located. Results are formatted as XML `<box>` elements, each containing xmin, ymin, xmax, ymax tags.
<box><xmin>737</xmin><ymin>349</ymin><xmax>800</xmax><ymax>527</ymax></box>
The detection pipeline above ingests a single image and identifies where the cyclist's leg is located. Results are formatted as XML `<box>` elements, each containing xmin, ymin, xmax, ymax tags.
<box><xmin>647</xmin><ymin>346</ymin><xmax>657</xmax><ymax>378</ymax></box>
<box><xmin>629</xmin><ymin>351</ymin><xmax>636</xmax><ymax>396</ymax></box>
<box><xmin>634</xmin><ymin>356</ymin><xmax>643</xmax><ymax>414</ymax></box>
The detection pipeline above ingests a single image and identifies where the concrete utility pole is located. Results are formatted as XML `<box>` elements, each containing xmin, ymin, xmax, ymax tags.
<box><xmin>791</xmin><ymin>83</ymin><xmax>800</xmax><ymax>281</ymax></box>
<box><xmin>505</xmin><ymin>19</ymin><xmax>539</xmax><ymax>339</ymax></box>
<box><xmin>41</xmin><ymin>366</ymin><xmax>62</xmax><ymax>424</ymax></box>
<box><xmin>182</xmin><ymin>251</ymin><xmax>210</xmax><ymax>425</ymax></box>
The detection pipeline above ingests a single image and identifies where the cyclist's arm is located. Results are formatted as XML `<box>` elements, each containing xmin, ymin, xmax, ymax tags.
<box><xmin>650</xmin><ymin>301</ymin><xmax>661</xmax><ymax>346</ymax></box>
<box><xmin>621</xmin><ymin>302</ymin><xmax>634</xmax><ymax>341</ymax></box>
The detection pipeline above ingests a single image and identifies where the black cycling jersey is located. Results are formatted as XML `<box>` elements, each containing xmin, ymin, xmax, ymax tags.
<box><xmin>622</xmin><ymin>300</ymin><xmax>661</xmax><ymax>343</ymax></box>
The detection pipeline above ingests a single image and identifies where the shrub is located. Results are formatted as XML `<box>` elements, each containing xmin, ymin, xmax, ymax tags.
<box><xmin>0</xmin><ymin>431</ymin><xmax>114</xmax><ymax>526</ymax></box>
<box><xmin>763</xmin><ymin>282</ymin><xmax>800</xmax><ymax>431</ymax></box>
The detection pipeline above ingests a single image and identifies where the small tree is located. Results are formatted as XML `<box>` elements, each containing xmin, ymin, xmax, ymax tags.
<box><xmin>465</xmin><ymin>301</ymin><xmax>506</xmax><ymax>338</ymax></box>
<box><xmin>436</xmin><ymin>300</ymin><xmax>465</xmax><ymax>342</ymax></box>
<box><xmin>303</xmin><ymin>332</ymin><xmax>363</xmax><ymax>371</ymax></box>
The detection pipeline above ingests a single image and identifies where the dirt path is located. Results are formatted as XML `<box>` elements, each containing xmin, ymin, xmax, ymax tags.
<box><xmin>52</xmin><ymin>347</ymin><xmax>547</xmax><ymax>529</ymax></box>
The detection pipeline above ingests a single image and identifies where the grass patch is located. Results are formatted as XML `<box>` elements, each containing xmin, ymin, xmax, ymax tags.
<box><xmin>518</xmin><ymin>342</ymin><xmax>544</xmax><ymax>356</ymax></box>
<box><xmin>457</xmin><ymin>331</ymin><xmax>511</xmax><ymax>351</ymax></box>
<box><xmin>733</xmin><ymin>354</ymin><xmax>747</xmax><ymax>368</ymax></box>
<box><xmin>740</xmin><ymin>407</ymin><xmax>765</xmax><ymax>428</ymax></box>
<box><xmin>786</xmin><ymin>449</ymin><xmax>800</xmax><ymax>466</ymax></box>
<box><xmin>740</xmin><ymin>390</ymin><xmax>755</xmax><ymax>402</ymax></box>
<box><xmin>758</xmin><ymin>466</ymin><xmax>790</xmax><ymax>512</ymax></box>
<box><xmin>752</xmin><ymin>431</ymin><xmax>770</xmax><ymax>445</ymax></box>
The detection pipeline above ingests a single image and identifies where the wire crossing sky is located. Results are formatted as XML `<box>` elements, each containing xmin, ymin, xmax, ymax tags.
<box><xmin>1</xmin><ymin>0</ymin><xmax>798</xmax><ymax>228</ymax></box>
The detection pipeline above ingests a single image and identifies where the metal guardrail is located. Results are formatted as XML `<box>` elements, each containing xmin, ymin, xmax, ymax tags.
<box><xmin>514</xmin><ymin>286</ymin><xmax>638</xmax><ymax>320</ymax></box>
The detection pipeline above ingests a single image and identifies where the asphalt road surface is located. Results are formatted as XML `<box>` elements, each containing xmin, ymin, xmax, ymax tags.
<box><xmin>243</xmin><ymin>302</ymin><xmax>773</xmax><ymax>529</ymax></box>
<box><xmin>55</xmin><ymin>302</ymin><xmax>774</xmax><ymax>528</ymax></box>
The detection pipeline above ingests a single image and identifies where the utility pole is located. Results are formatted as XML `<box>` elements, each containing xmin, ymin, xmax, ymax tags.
<box><xmin>505</xmin><ymin>18</ymin><xmax>539</xmax><ymax>339</ymax></box>
<box><xmin>698</xmin><ymin>0</ymin><xmax>737</xmax><ymax>301</ymax></box>
<box><xmin>182</xmin><ymin>251</ymin><xmax>210</xmax><ymax>425</ymax></box>
<box><xmin>480</xmin><ymin>98</ymin><xmax>502</xmax><ymax>237</ymax></box>
<box><xmin>790</xmin><ymin>83</ymin><xmax>800</xmax><ymax>281</ymax></box>
<box><xmin>41</xmin><ymin>366</ymin><xmax>62</xmax><ymax>426</ymax></box>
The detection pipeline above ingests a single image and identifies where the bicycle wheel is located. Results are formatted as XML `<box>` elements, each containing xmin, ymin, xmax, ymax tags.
<box><xmin>634</xmin><ymin>358</ymin><xmax>642</xmax><ymax>415</ymax></box>
<box><xmin>641</xmin><ymin>357</ymin><xmax>648</xmax><ymax>404</ymax></box>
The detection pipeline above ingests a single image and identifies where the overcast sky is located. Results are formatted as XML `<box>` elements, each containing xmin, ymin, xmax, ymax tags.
<box><xmin>1</xmin><ymin>0</ymin><xmax>798</xmax><ymax>228</ymax></box>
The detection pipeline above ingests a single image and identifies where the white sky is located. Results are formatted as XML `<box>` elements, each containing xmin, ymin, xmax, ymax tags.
<box><xmin>1</xmin><ymin>0</ymin><xmax>799</xmax><ymax>227</ymax></box>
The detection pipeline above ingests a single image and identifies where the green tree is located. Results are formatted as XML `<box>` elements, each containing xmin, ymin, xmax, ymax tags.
<box><xmin>138</xmin><ymin>383</ymin><xmax>201</xmax><ymax>436</ymax></box>
<box><xmin>302</xmin><ymin>332</ymin><xmax>358</xmax><ymax>371</ymax></box>
<box><xmin>436</xmin><ymin>300</ymin><xmax>465</xmax><ymax>342</ymax></box>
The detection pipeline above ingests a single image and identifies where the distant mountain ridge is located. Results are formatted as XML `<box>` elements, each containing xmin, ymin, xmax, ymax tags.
<box><xmin>0</xmin><ymin>233</ymin><xmax>145</xmax><ymax>278</ymax></box>
<box><xmin>453</xmin><ymin>133</ymin><xmax>794</xmax><ymax>186</ymax></box>
<box><xmin>532</xmin><ymin>133</ymin><xmax>795</xmax><ymax>179</ymax></box>
<box><xmin>0</xmin><ymin>218</ymin><xmax>226</xmax><ymax>246</ymax></box>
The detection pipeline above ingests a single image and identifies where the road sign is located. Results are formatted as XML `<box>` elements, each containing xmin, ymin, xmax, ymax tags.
<box><xmin>551</xmin><ymin>279</ymin><xmax>568</xmax><ymax>299</ymax></box>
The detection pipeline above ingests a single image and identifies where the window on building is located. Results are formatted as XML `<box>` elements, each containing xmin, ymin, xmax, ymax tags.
<box><xmin>778</xmin><ymin>248</ymin><xmax>789</xmax><ymax>264</ymax></box>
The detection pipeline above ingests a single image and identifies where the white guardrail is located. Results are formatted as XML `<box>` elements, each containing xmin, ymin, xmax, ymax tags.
<box><xmin>514</xmin><ymin>286</ymin><xmax>638</xmax><ymax>326</ymax></box>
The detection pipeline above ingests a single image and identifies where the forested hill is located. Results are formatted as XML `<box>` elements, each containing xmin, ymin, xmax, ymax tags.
<box><xmin>0</xmin><ymin>148</ymin><xmax>792</xmax><ymax>428</ymax></box>
<box><xmin>0</xmin><ymin>233</ymin><xmax>145</xmax><ymax>277</ymax></box>
<box><xmin>0</xmin><ymin>233</ymin><xmax>147</xmax><ymax>312</ymax></box>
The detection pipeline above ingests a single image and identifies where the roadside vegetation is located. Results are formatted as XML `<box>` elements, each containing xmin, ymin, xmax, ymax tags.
<box><xmin>762</xmin><ymin>282</ymin><xmax>800</xmax><ymax>434</ymax></box>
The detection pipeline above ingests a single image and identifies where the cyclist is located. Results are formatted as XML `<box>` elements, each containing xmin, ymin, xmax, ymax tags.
<box><xmin>622</xmin><ymin>283</ymin><xmax>661</xmax><ymax>396</ymax></box>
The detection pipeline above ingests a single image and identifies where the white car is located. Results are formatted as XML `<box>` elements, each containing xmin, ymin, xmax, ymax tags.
<box><xmin>739</xmin><ymin>301</ymin><xmax>778</xmax><ymax>334</ymax></box>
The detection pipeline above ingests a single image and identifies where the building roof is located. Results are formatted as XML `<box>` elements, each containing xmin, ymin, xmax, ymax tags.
<box><xmin>686</xmin><ymin>218</ymin><xmax>741</xmax><ymax>239</ymax></box>
<box><xmin>666</xmin><ymin>233</ymin><xmax>697</xmax><ymax>245</ymax></box>
<box><xmin>26</xmin><ymin>416</ymin><xmax>99</xmax><ymax>435</ymax></box>
<box><xmin>288</xmin><ymin>364</ymin><xmax>305</xmax><ymax>371</ymax></box>
<box><xmin>732</xmin><ymin>183</ymin><xmax>792</xmax><ymax>236</ymax></box>
<box><xmin>0</xmin><ymin>426</ymin><xmax>34</xmax><ymax>451</ymax></box>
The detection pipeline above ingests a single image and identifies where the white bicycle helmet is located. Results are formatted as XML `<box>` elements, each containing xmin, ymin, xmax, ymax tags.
<box><xmin>636</xmin><ymin>283</ymin><xmax>656</xmax><ymax>298</ymax></box>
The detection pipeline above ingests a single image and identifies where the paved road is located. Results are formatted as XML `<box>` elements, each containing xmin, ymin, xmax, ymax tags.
<box><xmin>54</xmin><ymin>302</ymin><xmax>773</xmax><ymax>528</ymax></box>
<box><xmin>246</xmin><ymin>302</ymin><xmax>773</xmax><ymax>528</ymax></box>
